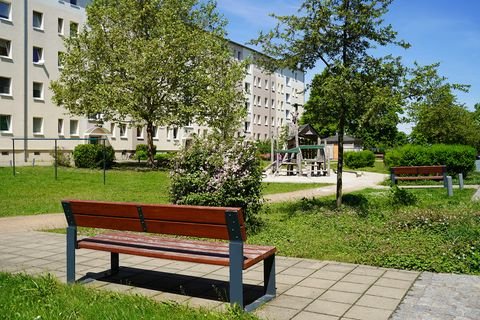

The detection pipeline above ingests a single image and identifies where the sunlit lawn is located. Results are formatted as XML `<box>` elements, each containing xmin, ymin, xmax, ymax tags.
<box><xmin>0</xmin><ymin>166</ymin><xmax>331</xmax><ymax>217</ymax></box>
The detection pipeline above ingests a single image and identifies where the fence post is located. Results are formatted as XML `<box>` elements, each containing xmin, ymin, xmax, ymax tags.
<box><xmin>447</xmin><ymin>176</ymin><xmax>453</xmax><ymax>197</ymax></box>
<box><xmin>458</xmin><ymin>173</ymin><xmax>464</xmax><ymax>190</ymax></box>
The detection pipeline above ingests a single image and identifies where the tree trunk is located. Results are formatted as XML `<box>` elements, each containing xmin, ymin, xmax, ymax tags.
<box><xmin>146</xmin><ymin>121</ymin><xmax>155</xmax><ymax>168</ymax></box>
<box><xmin>336</xmin><ymin>110</ymin><xmax>345</xmax><ymax>208</ymax></box>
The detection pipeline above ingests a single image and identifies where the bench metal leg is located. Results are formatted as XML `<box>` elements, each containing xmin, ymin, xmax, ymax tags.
<box><xmin>229</xmin><ymin>241</ymin><xmax>244</xmax><ymax>309</ymax></box>
<box><xmin>66</xmin><ymin>226</ymin><xmax>76</xmax><ymax>284</ymax></box>
<box><xmin>264</xmin><ymin>254</ymin><xmax>276</xmax><ymax>296</ymax></box>
<box><xmin>111</xmin><ymin>252</ymin><xmax>119</xmax><ymax>275</ymax></box>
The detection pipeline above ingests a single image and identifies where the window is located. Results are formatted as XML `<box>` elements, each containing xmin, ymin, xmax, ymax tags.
<box><xmin>119</xmin><ymin>124</ymin><xmax>127</xmax><ymax>138</ymax></box>
<box><xmin>253</xmin><ymin>76</ymin><xmax>256</xmax><ymax>87</ymax></box>
<box><xmin>0</xmin><ymin>1</ymin><xmax>11</xmax><ymax>20</ymax></box>
<box><xmin>136</xmin><ymin>127</ymin><xmax>143</xmax><ymax>139</ymax></box>
<box><xmin>58</xmin><ymin>119</ymin><xmax>64</xmax><ymax>135</ymax></box>
<box><xmin>264</xmin><ymin>97</ymin><xmax>268</xmax><ymax>108</ymax></box>
<box><xmin>271</xmin><ymin>99</ymin><xmax>275</xmax><ymax>109</ymax></box>
<box><xmin>33</xmin><ymin>82</ymin><xmax>43</xmax><ymax>99</ymax></box>
<box><xmin>33</xmin><ymin>117</ymin><xmax>43</xmax><ymax>135</ymax></box>
<box><xmin>0</xmin><ymin>77</ymin><xmax>11</xmax><ymax>95</ymax></box>
<box><xmin>245</xmin><ymin>102</ymin><xmax>250</xmax><ymax>110</ymax></box>
<box><xmin>70</xmin><ymin>22</ymin><xmax>79</xmax><ymax>36</ymax></box>
<box><xmin>272</xmin><ymin>81</ymin><xmax>275</xmax><ymax>91</ymax></box>
<box><xmin>70</xmin><ymin>0</ymin><xmax>78</xmax><ymax>5</ymax></box>
<box><xmin>272</xmin><ymin>117</ymin><xmax>275</xmax><ymax>126</ymax></box>
<box><xmin>286</xmin><ymin>93</ymin><xmax>291</xmax><ymax>104</ymax></box>
<box><xmin>173</xmin><ymin>127</ymin><xmax>178</xmax><ymax>140</ymax></box>
<box><xmin>286</xmin><ymin>77</ymin><xmax>292</xmax><ymax>87</ymax></box>
<box><xmin>70</xmin><ymin>119</ymin><xmax>79</xmax><ymax>135</ymax></box>
<box><xmin>0</xmin><ymin>38</ymin><xmax>11</xmax><ymax>58</ymax></box>
<box><xmin>109</xmin><ymin>123</ymin><xmax>115</xmax><ymax>138</ymax></box>
<box><xmin>253</xmin><ymin>95</ymin><xmax>256</xmax><ymax>106</ymax></box>
<box><xmin>244</xmin><ymin>122</ymin><xmax>250</xmax><ymax>133</ymax></box>
<box><xmin>33</xmin><ymin>47</ymin><xmax>43</xmax><ymax>64</ymax></box>
<box><xmin>257</xmin><ymin>77</ymin><xmax>261</xmax><ymax>88</ymax></box>
<box><xmin>265</xmin><ymin>80</ymin><xmax>268</xmax><ymax>90</ymax></box>
<box><xmin>152</xmin><ymin>126</ymin><xmax>158</xmax><ymax>139</ymax></box>
<box><xmin>264</xmin><ymin>116</ymin><xmax>268</xmax><ymax>126</ymax></box>
<box><xmin>58</xmin><ymin>18</ymin><xmax>64</xmax><ymax>35</ymax></box>
<box><xmin>33</xmin><ymin>11</ymin><xmax>43</xmax><ymax>30</ymax></box>
<box><xmin>236</xmin><ymin>51</ymin><xmax>242</xmax><ymax>60</ymax></box>
<box><xmin>257</xmin><ymin>96</ymin><xmax>261</xmax><ymax>106</ymax></box>
<box><xmin>0</xmin><ymin>114</ymin><xmax>11</xmax><ymax>132</ymax></box>
<box><xmin>58</xmin><ymin>52</ymin><xmax>65</xmax><ymax>68</ymax></box>
<box><xmin>244</xmin><ymin>82</ymin><xmax>250</xmax><ymax>94</ymax></box>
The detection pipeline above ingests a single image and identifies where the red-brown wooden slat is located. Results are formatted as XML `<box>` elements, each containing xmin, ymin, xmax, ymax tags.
<box><xmin>141</xmin><ymin>205</ymin><xmax>244</xmax><ymax>225</ymax></box>
<box><xmin>78</xmin><ymin>234</ymin><xmax>276</xmax><ymax>269</ymax></box>
<box><xmin>396</xmin><ymin>176</ymin><xmax>443</xmax><ymax>181</ymax></box>
<box><xmin>74</xmin><ymin>215</ymin><xmax>143</xmax><ymax>232</ymax></box>
<box><xmin>87</xmin><ymin>233</ymin><xmax>272</xmax><ymax>258</ymax></box>
<box><xmin>392</xmin><ymin>167</ymin><xmax>419</xmax><ymax>175</ymax></box>
<box><xmin>69</xmin><ymin>201</ymin><xmax>139</xmax><ymax>218</ymax></box>
<box><xmin>144</xmin><ymin>220</ymin><xmax>246</xmax><ymax>240</ymax></box>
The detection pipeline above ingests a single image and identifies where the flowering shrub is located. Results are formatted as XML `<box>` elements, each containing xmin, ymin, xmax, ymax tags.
<box><xmin>170</xmin><ymin>137</ymin><xmax>263</xmax><ymax>228</ymax></box>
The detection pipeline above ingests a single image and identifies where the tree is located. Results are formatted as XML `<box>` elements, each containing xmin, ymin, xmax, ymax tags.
<box><xmin>51</xmin><ymin>0</ymin><xmax>246</xmax><ymax>167</ymax></box>
<box><xmin>303</xmin><ymin>56</ymin><xmax>405</xmax><ymax>150</ymax></box>
<box><xmin>404</xmin><ymin>63</ymin><xmax>479</xmax><ymax>149</ymax></box>
<box><xmin>252</xmin><ymin>0</ymin><xmax>408</xmax><ymax>207</ymax></box>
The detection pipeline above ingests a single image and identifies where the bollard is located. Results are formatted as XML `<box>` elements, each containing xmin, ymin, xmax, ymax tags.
<box><xmin>9</xmin><ymin>160</ymin><xmax>12</xmax><ymax>167</ymax></box>
<box><xmin>447</xmin><ymin>176</ymin><xmax>453</xmax><ymax>197</ymax></box>
<box><xmin>458</xmin><ymin>173</ymin><xmax>464</xmax><ymax>190</ymax></box>
<box><xmin>32</xmin><ymin>158</ymin><xmax>35</xmax><ymax>167</ymax></box>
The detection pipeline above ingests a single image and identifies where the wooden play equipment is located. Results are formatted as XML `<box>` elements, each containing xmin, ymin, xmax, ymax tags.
<box><xmin>271</xmin><ymin>122</ymin><xmax>330</xmax><ymax>177</ymax></box>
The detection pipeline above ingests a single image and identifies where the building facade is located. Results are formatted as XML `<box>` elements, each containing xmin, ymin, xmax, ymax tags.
<box><xmin>0</xmin><ymin>0</ymin><xmax>304</xmax><ymax>166</ymax></box>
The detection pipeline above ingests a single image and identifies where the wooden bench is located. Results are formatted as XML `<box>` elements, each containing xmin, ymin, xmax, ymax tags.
<box><xmin>390</xmin><ymin>165</ymin><xmax>447</xmax><ymax>185</ymax></box>
<box><xmin>62</xmin><ymin>200</ymin><xmax>277</xmax><ymax>311</ymax></box>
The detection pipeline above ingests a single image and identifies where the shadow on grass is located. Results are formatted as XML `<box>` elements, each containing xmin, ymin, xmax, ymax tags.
<box><xmin>79</xmin><ymin>266</ymin><xmax>264</xmax><ymax>305</ymax></box>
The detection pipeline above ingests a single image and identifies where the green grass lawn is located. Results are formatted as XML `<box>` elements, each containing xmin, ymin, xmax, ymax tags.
<box><xmin>0</xmin><ymin>272</ymin><xmax>256</xmax><ymax>320</ymax></box>
<box><xmin>249</xmin><ymin>187</ymin><xmax>480</xmax><ymax>274</ymax></box>
<box><xmin>0</xmin><ymin>166</ymin><xmax>331</xmax><ymax>217</ymax></box>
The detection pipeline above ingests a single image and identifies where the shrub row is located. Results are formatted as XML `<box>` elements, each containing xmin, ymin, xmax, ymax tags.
<box><xmin>344</xmin><ymin>150</ymin><xmax>375</xmax><ymax>169</ymax></box>
<box><xmin>73</xmin><ymin>144</ymin><xmax>115</xmax><ymax>169</ymax></box>
<box><xmin>135</xmin><ymin>144</ymin><xmax>157</xmax><ymax>160</ymax></box>
<box><xmin>384</xmin><ymin>144</ymin><xmax>476</xmax><ymax>176</ymax></box>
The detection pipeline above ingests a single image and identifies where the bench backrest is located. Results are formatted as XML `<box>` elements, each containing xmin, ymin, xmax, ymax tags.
<box><xmin>62</xmin><ymin>200</ymin><xmax>246</xmax><ymax>241</ymax></box>
<box><xmin>391</xmin><ymin>165</ymin><xmax>446</xmax><ymax>176</ymax></box>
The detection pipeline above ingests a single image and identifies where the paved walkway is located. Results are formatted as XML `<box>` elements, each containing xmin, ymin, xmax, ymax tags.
<box><xmin>1</xmin><ymin>228</ymin><xmax>479</xmax><ymax>319</ymax></box>
<box><xmin>264</xmin><ymin>172</ymin><xmax>387</xmax><ymax>203</ymax></box>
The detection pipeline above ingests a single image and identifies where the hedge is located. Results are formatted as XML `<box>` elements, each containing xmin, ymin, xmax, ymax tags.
<box><xmin>384</xmin><ymin>144</ymin><xmax>476</xmax><ymax>177</ymax></box>
<box><xmin>73</xmin><ymin>144</ymin><xmax>115</xmax><ymax>169</ymax></box>
<box><xmin>344</xmin><ymin>150</ymin><xmax>375</xmax><ymax>169</ymax></box>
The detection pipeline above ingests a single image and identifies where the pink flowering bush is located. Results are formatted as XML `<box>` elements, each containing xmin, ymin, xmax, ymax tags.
<box><xmin>170</xmin><ymin>137</ymin><xmax>263</xmax><ymax>228</ymax></box>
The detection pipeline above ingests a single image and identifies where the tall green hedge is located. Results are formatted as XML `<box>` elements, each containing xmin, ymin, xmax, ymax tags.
<box><xmin>384</xmin><ymin>144</ymin><xmax>476</xmax><ymax>176</ymax></box>
<box><xmin>73</xmin><ymin>144</ymin><xmax>115</xmax><ymax>169</ymax></box>
<box><xmin>345</xmin><ymin>150</ymin><xmax>375</xmax><ymax>169</ymax></box>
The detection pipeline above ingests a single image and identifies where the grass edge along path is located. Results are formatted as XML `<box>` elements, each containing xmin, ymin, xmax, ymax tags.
<box><xmin>249</xmin><ymin>187</ymin><xmax>480</xmax><ymax>275</ymax></box>
<box><xmin>0</xmin><ymin>272</ymin><xmax>258</xmax><ymax>320</ymax></box>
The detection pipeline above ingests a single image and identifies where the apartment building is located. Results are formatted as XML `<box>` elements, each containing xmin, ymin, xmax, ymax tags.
<box><xmin>0</xmin><ymin>0</ymin><xmax>305</xmax><ymax>165</ymax></box>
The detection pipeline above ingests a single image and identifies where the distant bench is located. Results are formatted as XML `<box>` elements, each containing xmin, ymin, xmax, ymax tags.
<box><xmin>62</xmin><ymin>200</ymin><xmax>277</xmax><ymax>311</ymax></box>
<box><xmin>390</xmin><ymin>165</ymin><xmax>447</xmax><ymax>185</ymax></box>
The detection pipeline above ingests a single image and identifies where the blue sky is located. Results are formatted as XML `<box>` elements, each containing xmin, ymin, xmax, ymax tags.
<box><xmin>219</xmin><ymin>0</ymin><xmax>480</xmax><ymax>114</ymax></box>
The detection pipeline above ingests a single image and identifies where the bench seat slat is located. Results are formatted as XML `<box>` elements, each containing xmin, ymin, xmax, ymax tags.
<box><xmin>78</xmin><ymin>233</ymin><xmax>276</xmax><ymax>269</ymax></box>
<box><xmin>395</xmin><ymin>176</ymin><xmax>444</xmax><ymax>181</ymax></box>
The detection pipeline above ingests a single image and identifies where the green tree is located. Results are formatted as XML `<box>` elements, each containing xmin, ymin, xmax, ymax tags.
<box><xmin>252</xmin><ymin>0</ymin><xmax>408</xmax><ymax>207</ymax></box>
<box><xmin>51</xmin><ymin>0</ymin><xmax>246</xmax><ymax>167</ymax></box>
<box><xmin>405</xmin><ymin>63</ymin><xmax>479</xmax><ymax>149</ymax></box>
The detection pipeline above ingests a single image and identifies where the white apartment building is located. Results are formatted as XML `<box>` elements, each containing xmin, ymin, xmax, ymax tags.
<box><xmin>0</xmin><ymin>0</ymin><xmax>304</xmax><ymax>165</ymax></box>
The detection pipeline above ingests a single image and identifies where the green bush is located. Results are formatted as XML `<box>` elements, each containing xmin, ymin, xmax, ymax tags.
<box><xmin>154</xmin><ymin>152</ymin><xmax>175</xmax><ymax>169</ymax></box>
<box><xmin>256</xmin><ymin>140</ymin><xmax>271</xmax><ymax>154</ymax></box>
<box><xmin>73</xmin><ymin>144</ymin><xmax>115</xmax><ymax>169</ymax></box>
<box><xmin>135</xmin><ymin>144</ymin><xmax>156</xmax><ymax>160</ymax></box>
<box><xmin>49</xmin><ymin>147</ymin><xmax>72</xmax><ymax>167</ymax></box>
<box><xmin>384</xmin><ymin>144</ymin><xmax>476</xmax><ymax>177</ymax></box>
<box><xmin>344</xmin><ymin>150</ymin><xmax>375</xmax><ymax>169</ymax></box>
<box><xmin>170</xmin><ymin>137</ymin><xmax>263</xmax><ymax>229</ymax></box>
<box><xmin>389</xmin><ymin>186</ymin><xmax>417</xmax><ymax>206</ymax></box>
